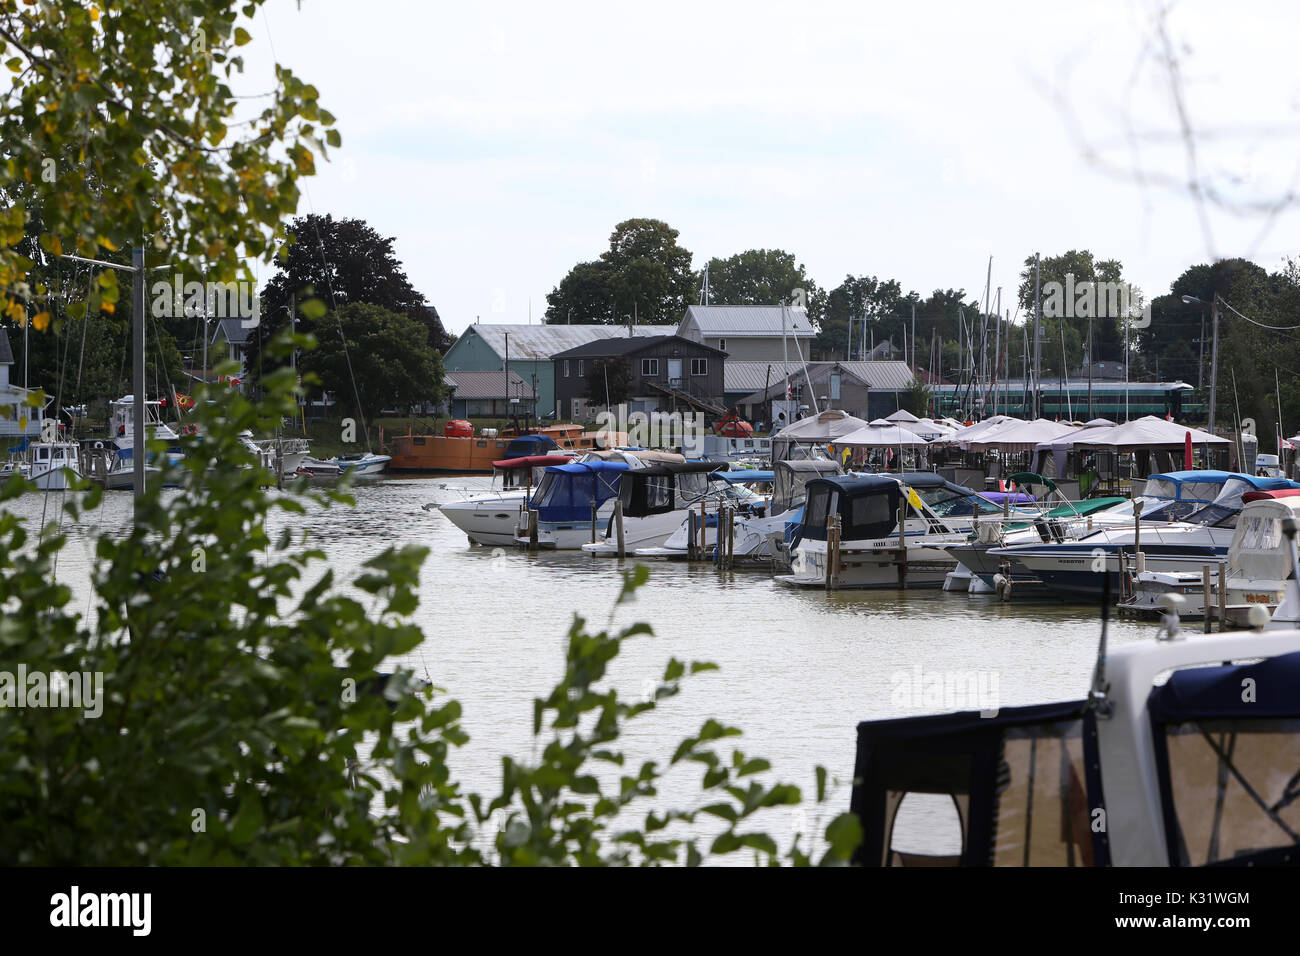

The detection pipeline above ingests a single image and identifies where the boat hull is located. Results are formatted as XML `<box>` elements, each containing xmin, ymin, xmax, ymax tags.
<box><xmin>439</xmin><ymin>494</ymin><xmax>527</xmax><ymax>546</ymax></box>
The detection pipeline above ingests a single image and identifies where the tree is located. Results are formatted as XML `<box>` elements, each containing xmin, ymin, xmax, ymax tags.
<box><xmin>301</xmin><ymin>302</ymin><xmax>443</xmax><ymax>423</ymax></box>
<box><xmin>584</xmin><ymin>357</ymin><xmax>633</xmax><ymax>408</ymax></box>
<box><xmin>545</xmin><ymin>218</ymin><xmax>695</xmax><ymax>324</ymax></box>
<box><xmin>1017</xmin><ymin>250</ymin><xmax>1129</xmax><ymax>368</ymax></box>
<box><xmin>248</xmin><ymin>214</ymin><xmax>448</xmax><ymax>385</ymax></box>
<box><xmin>903</xmin><ymin>376</ymin><xmax>934</xmax><ymax>417</ymax></box>
<box><xmin>703</xmin><ymin>249</ymin><xmax>821</xmax><ymax>316</ymax></box>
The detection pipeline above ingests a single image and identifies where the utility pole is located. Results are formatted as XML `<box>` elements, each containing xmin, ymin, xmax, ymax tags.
<box><xmin>1033</xmin><ymin>254</ymin><xmax>1042</xmax><ymax>419</ymax></box>
<box><xmin>1209</xmin><ymin>296</ymin><xmax>1220</xmax><ymax>433</ymax></box>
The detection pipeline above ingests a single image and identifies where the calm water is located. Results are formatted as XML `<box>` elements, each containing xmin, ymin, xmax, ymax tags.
<box><xmin>19</xmin><ymin>476</ymin><xmax>1155</xmax><ymax>858</ymax></box>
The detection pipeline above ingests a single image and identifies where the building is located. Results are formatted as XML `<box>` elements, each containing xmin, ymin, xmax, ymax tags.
<box><xmin>677</xmin><ymin>304</ymin><xmax>815</xmax><ymax>362</ymax></box>
<box><xmin>444</xmin><ymin>370</ymin><xmax>536</xmax><ymax>419</ymax></box>
<box><xmin>0</xmin><ymin>327</ymin><xmax>44</xmax><ymax>439</ymax></box>
<box><xmin>551</xmin><ymin>335</ymin><xmax>726</xmax><ymax>422</ymax></box>
<box><xmin>442</xmin><ymin>322</ymin><xmax>676</xmax><ymax>419</ymax></box>
<box><xmin>725</xmin><ymin>360</ymin><xmax>918</xmax><ymax>425</ymax></box>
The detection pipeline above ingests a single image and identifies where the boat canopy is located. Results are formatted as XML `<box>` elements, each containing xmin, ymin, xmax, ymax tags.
<box><xmin>709</xmin><ymin>469</ymin><xmax>775</xmax><ymax>485</ymax></box>
<box><xmin>1147</xmin><ymin>650</ymin><xmax>1300</xmax><ymax>865</ymax></box>
<box><xmin>849</xmin><ymin>699</ymin><xmax>1107</xmax><ymax>867</ymax></box>
<box><xmin>504</xmin><ymin>434</ymin><xmax>561</xmax><ymax>458</ymax></box>
<box><xmin>491</xmin><ymin>454</ymin><xmax>572</xmax><ymax>470</ymax></box>
<box><xmin>799</xmin><ymin>475</ymin><xmax>904</xmax><ymax>542</ymax></box>
<box><xmin>530</xmin><ymin>460</ymin><xmax>630</xmax><ymax>521</ymax></box>
<box><xmin>771</xmin><ymin>459</ymin><xmax>842</xmax><ymax>514</ymax></box>
<box><xmin>1226</xmin><ymin>496</ymin><xmax>1300</xmax><ymax>583</ymax></box>
<box><xmin>618</xmin><ymin>461</ymin><xmax>718</xmax><ymax>517</ymax></box>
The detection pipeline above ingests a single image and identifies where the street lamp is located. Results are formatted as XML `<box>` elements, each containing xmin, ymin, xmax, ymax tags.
<box><xmin>1181</xmin><ymin>295</ymin><xmax>1219</xmax><ymax>433</ymax></box>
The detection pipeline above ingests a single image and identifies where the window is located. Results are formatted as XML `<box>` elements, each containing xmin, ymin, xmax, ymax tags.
<box><xmin>578</xmin><ymin>360</ymin><xmax>584</xmax><ymax>376</ymax></box>
<box><xmin>563</xmin><ymin>360</ymin><xmax>570</xmax><ymax>378</ymax></box>
<box><xmin>691</xmin><ymin>358</ymin><xmax>708</xmax><ymax>376</ymax></box>
<box><xmin>572</xmin><ymin>398</ymin><xmax>582</xmax><ymax>418</ymax></box>
<box><xmin>718</xmin><ymin>338</ymin><xmax>726</xmax><ymax>351</ymax></box>
<box><xmin>830</xmin><ymin>373</ymin><xmax>841</xmax><ymax>400</ymax></box>
<box><xmin>641</xmin><ymin>358</ymin><xmax>659</xmax><ymax>376</ymax></box>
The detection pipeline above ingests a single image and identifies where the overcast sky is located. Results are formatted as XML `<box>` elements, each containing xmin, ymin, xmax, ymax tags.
<box><xmin>241</xmin><ymin>0</ymin><xmax>1300</xmax><ymax>336</ymax></box>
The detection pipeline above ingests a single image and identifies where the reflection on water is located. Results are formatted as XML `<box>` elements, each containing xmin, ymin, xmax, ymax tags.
<box><xmin>13</xmin><ymin>475</ymin><xmax>1155</xmax><ymax>859</ymax></box>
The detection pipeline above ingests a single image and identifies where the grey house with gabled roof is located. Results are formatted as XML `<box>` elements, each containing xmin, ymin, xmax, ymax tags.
<box><xmin>677</xmin><ymin>304</ymin><xmax>815</xmax><ymax>362</ymax></box>
<box><xmin>551</xmin><ymin>334</ymin><xmax>727</xmax><ymax>422</ymax></box>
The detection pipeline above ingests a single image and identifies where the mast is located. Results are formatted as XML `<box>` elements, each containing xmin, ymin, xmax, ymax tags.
<box><xmin>132</xmin><ymin>246</ymin><xmax>145</xmax><ymax>510</ymax></box>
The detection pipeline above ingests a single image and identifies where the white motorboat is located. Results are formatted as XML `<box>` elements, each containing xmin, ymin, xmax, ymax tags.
<box><xmin>582</xmin><ymin>461</ymin><xmax>722</xmax><ymax>555</ymax></box>
<box><xmin>631</xmin><ymin>468</ymin><xmax>773</xmax><ymax>559</ymax></box>
<box><xmin>29</xmin><ymin>442</ymin><xmax>81</xmax><ymax>491</ymax></box>
<box><xmin>437</xmin><ymin>453</ymin><xmax>574</xmax><ymax>546</ymax></box>
<box><xmin>297</xmin><ymin>452</ymin><xmax>390</xmax><ymax>480</ymax></box>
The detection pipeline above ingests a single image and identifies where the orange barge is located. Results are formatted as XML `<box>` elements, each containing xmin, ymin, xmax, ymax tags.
<box><xmin>387</xmin><ymin>423</ymin><xmax>622</xmax><ymax>474</ymax></box>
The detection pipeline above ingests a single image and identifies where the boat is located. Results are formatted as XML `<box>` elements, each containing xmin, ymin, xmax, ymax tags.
<box><xmin>514</xmin><ymin>451</ymin><xmax>675</xmax><ymax>550</ymax></box>
<box><xmin>28</xmin><ymin>441</ymin><xmax>82</xmax><ymax>491</ymax></box>
<box><xmin>436</xmin><ymin>453</ymin><xmax>574</xmax><ymax>546</ymax></box>
<box><xmin>849</xmin><ymin>574</ymin><xmax>1300</xmax><ymax>866</ymax></box>
<box><xmin>991</xmin><ymin>472</ymin><xmax>1300</xmax><ymax>601</ymax></box>
<box><xmin>388</xmin><ymin>422</ymin><xmax>611</xmax><ymax>474</ymax></box>
<box><xmin>1117</xmin><ymin>489</ymin><xmax>1300</xmax><ymax>622</ymax></box>
<box><xmin>582</xmin><ymin>461</ymin><xmax>725</xmax><ymax>555</ymax></box>
<box><xmin>297</xmin><ymin>452</ymin><xmax>390</xmax><ymax>480</ymax></box>
<box><xmin>775</xmin><ymin>474</ymin><xmax>1017</xmax><ymax>589</ymax></box>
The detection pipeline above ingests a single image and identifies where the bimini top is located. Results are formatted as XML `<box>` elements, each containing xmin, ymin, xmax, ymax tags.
<box><xmin>491</xmin><ymin>454</ymin><xmax>572</xmax><ymax>470</ymax></box>
<box><xmin>709</xmin><ymin>469</ymin><xmax>775</xmax><ymax>484</ymax></box>
<box><xmin>1143</xmin><ymin>471</ymin><xmax>1238</xmax><ymax>504</ymax></box>
<box><xmin>504</xmin><ymin>434</ymin><xmax>560</xmax><ymax>457</ymax></box>
<box><xmin>1149</xmin><ymin>649</ymin><xmax>1300</xmax><ymax>721</ymax></box>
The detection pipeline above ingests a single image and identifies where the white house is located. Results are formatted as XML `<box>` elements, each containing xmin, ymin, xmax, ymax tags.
<box><xmin>0</xmin><ymin>327</ymin><xmax>45</xmax><ymax>440</ymax></box>
<box><xmin>677</xmin><ymin>304</ymin><xmax>816</xmax><ymax>362</ymax></box>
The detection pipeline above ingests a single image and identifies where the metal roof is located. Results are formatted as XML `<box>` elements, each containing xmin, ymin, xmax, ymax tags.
<box><xmin>724</xmin><ymin>360</ymin><xmax>915</xmax><ymax>395</ymax></box>
<box><xmin>445</xmin><ymin>370</ymin><xmax>536</xmax><ymax>400</ymax></box>
<box><xmin>212</xmin><ymin>318</ymin><xmax>253</xmax><ymax>346</ymax></box>
<box><xmin>551</xmin><ymin>334</ymin><xmax>726</xmax><ymax>360</ymax></box>
<box><xmin>452</xmin><ymin>323</ymin><xmax>677</xmax><ymax>362</ymax></box>
<box><xmin>680</xmin><ymin>305</ymin><xmax>814</xmax><ymax>338</ymax></box>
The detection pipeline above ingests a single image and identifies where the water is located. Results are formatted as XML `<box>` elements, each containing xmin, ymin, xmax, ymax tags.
<box><xmin>18</xmin><ymin>476</ymin><xmax>1156</xmax><ymax>858</ymax></box>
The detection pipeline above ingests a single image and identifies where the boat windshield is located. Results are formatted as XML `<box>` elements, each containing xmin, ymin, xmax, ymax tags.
<box><xmin>915</xmin><ymin>485</ymin><xmax>1002</xmax><ymax>517</ymax></box>
<box><xmin>1181</xmin><ymin>478</ymin><xmax>1262</xmax><ymax>528</ymax></box>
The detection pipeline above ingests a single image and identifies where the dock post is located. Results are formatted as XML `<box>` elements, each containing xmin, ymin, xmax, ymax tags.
<box><xmin>714</xmin><ymin>505</ymin><xmax>723</xmax><ymax>569</ymax></box>
<box><xmin>1218</xmin><ymin>561</ymin><xmax>1228</xmax><ymax>630</ymax></box>
<box><xmin>825</xmin><ymin>514</ymin><xmax>841</xmax><ymax>589</ymax></box>
<box><xmin>687</xmin><ymin>510</ymin><xmax>697</xmax><ymax>561</ymax></box>
<box><xmin>615</xmin><ymin>497</ymin><xmax>625</xmax><ymax>558</ymax></box>
<box><xmin>590</xmin><ymin>503</ymin><xmax>598</xmax><ymax>544</ymax></box>
<box><xmin>698</xmin><ymin>500</ymin><xmax>706</xmax><ymax>561</ymax></box>
<box><xmin>528</xmin><ymin>508</ymin><xmax>538</xmax><ymax>551</ymax></box>
<box><xmin>1203</xmin><ymin>565</ymin><xmax>1212</xmax><ymax>632</ymax></box>
<box><xmin>897</xmin><ymin>500</ymin><xmax>907</xmax><ymax>589</ymax></box>
<box><xmin>727</xmin><ymin>506</ymin><xmax>735</xmax><ymax>569</ymax></box>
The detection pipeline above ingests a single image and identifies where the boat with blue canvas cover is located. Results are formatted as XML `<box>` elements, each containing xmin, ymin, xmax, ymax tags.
<box><xmin>583</xmin><ymin>460</ymin><xmax>724</xmax><ymax>554</ymax></box>
<box><xmin>515</xmin><ymin>458</ymin><xmax>637</xmax><ymax>550</ymax></box>
<box><xmin>991</xmin><ymin>472</ymin><xmax>1300</xmax><ymax>600</ymax></box>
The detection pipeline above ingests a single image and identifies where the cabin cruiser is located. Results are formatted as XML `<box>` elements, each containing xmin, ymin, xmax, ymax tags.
<box><xmin>944</xmin><ymin>470</ymin><xmax>1241</xmax><ymax>595</ymax></box>
<box><xmin>631</xmin><ymin>468</ymin><xmax>773</xmax><ymax>559</ymax></box>
<box><xmin>436</xmin><ymin>453</ymin><xmax>573</xmax><ymax>546</ymax></box>
<box><xmin>776</xmin><ymin>474</ymin><xmax>1014</xmax><ymax>589</ymax></box>
<box><xmin>582</xmin><ymin>461</ymin><xmax>722</xmax><ymax>555</ymax></box>
<box><xmin>990</xmin><ymin>473</ymin><xmax>1300</xmax><ymax>600</ymax></box>
<box><xmin>514</xmin><ymin>450</ymin><xmax>683</xmax><ymax>550</ymax></box>
<box><xmin>851</xmin><ymin>554</ymin><xmax>1300</xmax><ymax>865</ymax></box>
<box><xmin>1117</xmin><ymin>489</ymin><xmax>1300</xmax><ymax>622</ymax></box>
<box><xmin>29</xmin><ymin>442</ymin><xmax>82</xmax><ymax>491</ymax></box>
<box><xmin>722</xmin><ymin>459</ymin><xmax>844</xmax><ymax>561</ymax></box>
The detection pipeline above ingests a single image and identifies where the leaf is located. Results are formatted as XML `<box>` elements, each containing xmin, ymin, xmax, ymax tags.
<box><xmin>233</xmin><ymin>27</ymin><xmax>251</xmax><ymax>46</ymax></box>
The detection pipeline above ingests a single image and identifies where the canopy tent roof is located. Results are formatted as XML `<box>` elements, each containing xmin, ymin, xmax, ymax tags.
<box><xmin>899</xmin><ymin>417</ymin><xmax>957</xmax><ymax>440</ymax></box>
<box><xmin>884</xmin><ymin>408</ymin><xmax>920</xmax><ymax>423</ymax></box>
<box><xmin>836</xmin><ymin>420</ymin><xmax>932</xmax><ymax>447</ymax></box>
<box><xmin>1071</xmin><ymin>415</ymin><xmax>1230</xmax><ymax>450</ymax></box>
<box><xmin>964</xmin><ymin>418</ymin><xmax>1079</xmax><ymax>452</ymax></box>
<box><xmin>771</xmin><ymin>408</ymin><xmax>870</xmax><ymax>442</ymax></box>
<box><xmin>942</xmin><ymin>415</ymin><xmax>1023</xmax><ymax>445</ymax></box>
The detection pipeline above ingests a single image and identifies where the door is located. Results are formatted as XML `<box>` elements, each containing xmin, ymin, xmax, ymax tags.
<box><xmin>667</xmin><ymin>358</ymin><xmax>683</xmax><ymax>388</ymax></box>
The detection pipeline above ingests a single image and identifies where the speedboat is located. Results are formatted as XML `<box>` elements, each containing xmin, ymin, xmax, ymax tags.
<box><xmin>299</xmin><ymin>452</ymin><xmax>391</xmax><ymax>479</ymax></box>
<box><xmin>1118</xmin><ymin>489</ymin><xmax>1300</xmax><ymax>622</ymax></box>
<box><xmin>436</xmin><ymin>453</ymin><xmax>573</xmax><ymax>546</ymax></box>
<box><xmin>991</xmin><ymin>473</ymin><xmax>1300</xmax><ymax>600</ymax></box>
<box><xmin>632</xmin><ymin>468</ymin><xmax>774</xmax><ymax>559</ymax></box>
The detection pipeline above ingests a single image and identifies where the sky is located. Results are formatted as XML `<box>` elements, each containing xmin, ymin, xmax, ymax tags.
<box><xmin>237</xmin><ymin>0</ymin><xmax>1300</xmax><ymax>337</ymax></box>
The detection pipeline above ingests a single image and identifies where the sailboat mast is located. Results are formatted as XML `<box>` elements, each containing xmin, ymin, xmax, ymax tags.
<box><xmin>132</xmin><ymin>246</ymin><xmax>145</xmax><ymax>509</ymax></box>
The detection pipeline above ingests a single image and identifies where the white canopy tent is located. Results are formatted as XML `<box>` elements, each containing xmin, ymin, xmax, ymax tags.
<box><xmin>943</xmin><ymin>415</ymin><xmax>1024</xmax><ymax>446</ymax></box>
<box><xmin>837</xmin><ymin>419</ymin><xmax>933</xmax><ymax>447</ymax></box>
<box><xmin>965</xmin><ymin>418</ymin><xmax>1079</xmax><ymax>453</ymax></box>
<box><xmin>1071</xmin><ymin>415</ymin><xmax>1230</xmax><ymax>451</ymax></box>
<box><xmin>771</xmin><ymin>409</ymin><xmax>870</xmax><ymax>462</ymax></box>
<box><xmin>884</xmin><ymin>408</ymin><xmax>921</xmax><ymax>423</ymax></box>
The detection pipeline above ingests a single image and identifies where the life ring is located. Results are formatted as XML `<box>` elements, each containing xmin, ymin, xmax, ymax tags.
<box><xmin>182</xmin><ymin>423</ymin><xmax>198</xmax><ymax>436</ymax></box>
<box><xmin>93</xmin><ymin>441</ymin><xmax>103</xmax><ymax>450</ymax></box>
